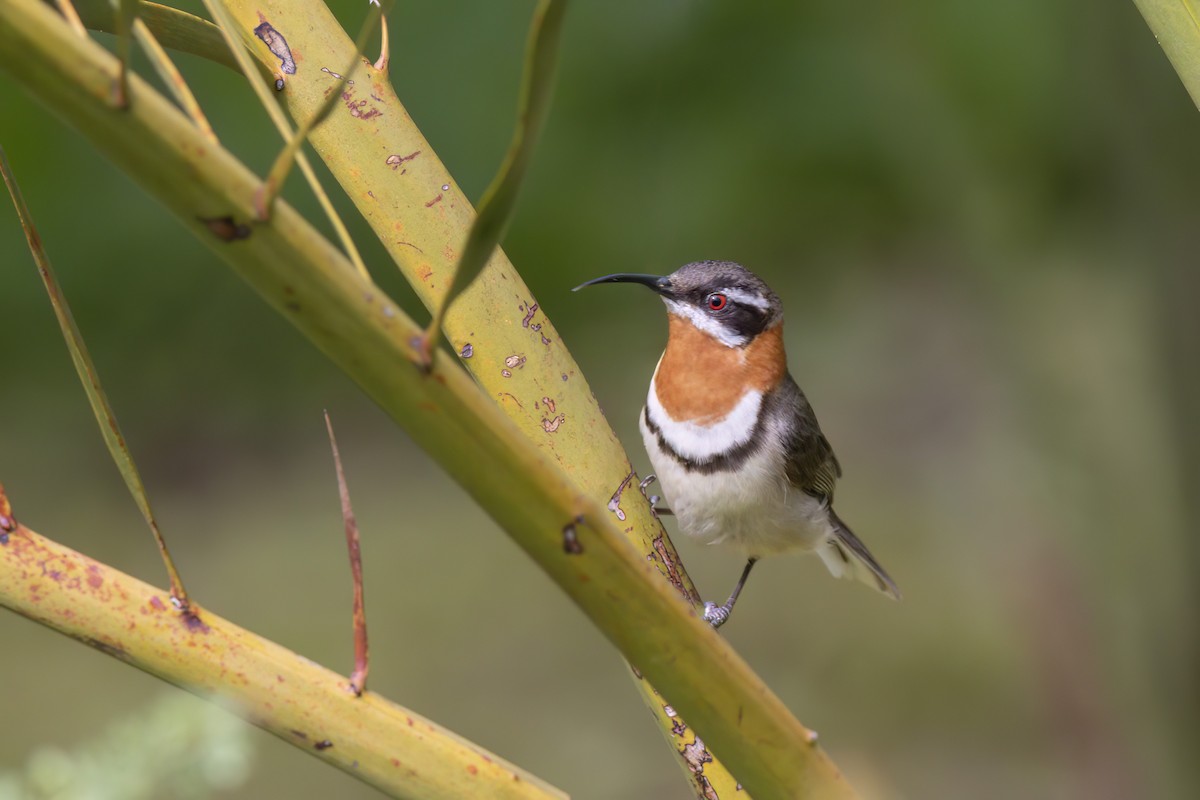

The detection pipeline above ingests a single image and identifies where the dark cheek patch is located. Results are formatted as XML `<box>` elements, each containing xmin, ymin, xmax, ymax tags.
<box><xmin>729</xmin><ymin>307</ymin><xmax>769</xmax><ymax>339</ymax></box>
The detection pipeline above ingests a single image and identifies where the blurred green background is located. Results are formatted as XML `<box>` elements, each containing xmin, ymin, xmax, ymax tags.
<box><xmin>2</xmin><ymin>1</ymin><xmax>1198</xmax><ymax>798</ymax></box>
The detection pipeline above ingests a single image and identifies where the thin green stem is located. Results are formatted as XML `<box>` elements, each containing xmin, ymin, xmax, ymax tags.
<box><xmin>255</xmin><ymin>1</ymin><xmax>392</xmax><ymax>222</ymax></box>
<box><xmin>0</xmin><ymin>145</ymin><xmax>190</xmax><ymax>610</ymax></box>
<box><xmin>202</xmin><ymin>0</ymin><xmax>371</xmax><ymax>281</ymax></box>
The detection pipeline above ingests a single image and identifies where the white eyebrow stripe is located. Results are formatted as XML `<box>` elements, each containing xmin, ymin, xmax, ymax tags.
<box><xmin>720</xmin><ymin>287</ymin><xmax>771</xmax><ymax>310</ymax></box>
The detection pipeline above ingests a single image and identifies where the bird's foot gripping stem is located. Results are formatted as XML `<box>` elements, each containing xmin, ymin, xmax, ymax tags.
<box><xmin>703</xmin><ymin>602</ymin><xmax>732</xmax><ymax>628</ymax></box>
<box><xmin>638</xmin><ymin>474</ymin><xmax>673</xmax><ymax>516</ymax></box>
<box><xmin>703</xmin><ymin>557</ymin><xmax>758</xmax><ymax>630</ymax></box>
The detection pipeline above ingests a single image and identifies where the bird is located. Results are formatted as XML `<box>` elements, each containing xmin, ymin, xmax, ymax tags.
<box><xmin>574</xmin><ymin>260</ymin><xmax>899</xmax><ymax>627</ymax></box>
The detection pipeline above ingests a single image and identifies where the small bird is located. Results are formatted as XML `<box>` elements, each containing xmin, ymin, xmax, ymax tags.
<box><xmin>575</xmin><ymin>261</ymin><xmax>899</xmax><ymax>627</ymax></box>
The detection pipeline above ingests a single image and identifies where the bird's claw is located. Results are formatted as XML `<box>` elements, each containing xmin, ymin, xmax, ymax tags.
<box><xmin>703</xmin><ymin>602</ymin><xmax>730</xmax><ymax>629</ymax></box>
<box><xmin>638</xmin><ymin>474</ymin><xmax>673</xmax><ymax>516</ymax></box>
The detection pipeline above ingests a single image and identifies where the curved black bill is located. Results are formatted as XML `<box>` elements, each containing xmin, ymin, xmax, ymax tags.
<box><xmin>572</xmin><ymin>273</ymin><xmax>671</xmax><ymax>294</ymax></box>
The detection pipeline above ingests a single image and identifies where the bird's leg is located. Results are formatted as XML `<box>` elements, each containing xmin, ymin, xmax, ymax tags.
<box><xmin>703</xmin><ymin>558</ymin><xmax>758</xmax><ymax>628</ymax></box>
<box><xmin>638</xmin><ymin>474</ymin><xmax>673</xmax><ymax>516</ymax></box>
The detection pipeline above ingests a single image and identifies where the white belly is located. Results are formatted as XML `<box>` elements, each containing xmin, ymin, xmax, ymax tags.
<box><xmin>639</xmin><ymin>404</ymin><xmax>835</xmax><ymax>557</ymax></box>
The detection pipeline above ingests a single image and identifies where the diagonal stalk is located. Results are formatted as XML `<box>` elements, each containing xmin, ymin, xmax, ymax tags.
<box><xmin>0</xmin><ymin>516</ymin><xmax>565</xmax><ymax>800</ymax></box>
<box><xmin>1</xmin><ymin>144</ymin><xmax>190</xmax><ymax>611</ymax></box>
<box><xmin>53</xmin><ymin>0</ymin><xmax>90</xmax><ymax>36</ymax></box>
<box><xmin>132</xmin><ymin>14</ymin><xmax>218</xmax><ymax>143</ymax></box>
<box><xmin>74</xmin><ymin>0</ymin><xmax>243</xmax><ymax>72</ymax></box>
<box><xmin>1133</xmin><ymin>1</ymin><xmax>1200</xmax><ymax>108</ymax></box>
<box><xmin>201</xmin><ymin>0</ymin><xmax>371</xmax><ymax>281</ymax></box>
<box><xmin>418</xmin><ymin>0</ymin><xmax>566</xmax><ymax>363</ymax></box>
<box><xmin>110</xmin><ymin>0</ymin><xmax>135</xmax><ymax>107</ymax></box>
<box><xmin>254</xmin><ymin>1</ymin><xmax>393</xmax><ymax>221</ymax></box>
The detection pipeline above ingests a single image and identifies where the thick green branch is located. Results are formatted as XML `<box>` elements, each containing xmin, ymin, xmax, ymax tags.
<box><xmin>1133</xmin><ymin>1</ymin><xmax>1200</xmax><ymax>109</ymax></box>
<box><xmin>73</xmin><ymin>0</ymin><xmax>241</xmax><ymax>71</ymax></box>
<box><xmin>0</xmin><ymin>520</ymin><xmax>565</xmax><ymax>800</ymax></box>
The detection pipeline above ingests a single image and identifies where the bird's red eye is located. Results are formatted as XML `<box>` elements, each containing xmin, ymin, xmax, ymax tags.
<box><xmin>707</xmin><ymin>293</ymin><xmax>727</xmax><ymax>311</ymax></box>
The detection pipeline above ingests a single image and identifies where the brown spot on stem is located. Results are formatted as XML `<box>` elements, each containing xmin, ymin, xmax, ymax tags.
<box><xmin>314</xmin><ymin>740</ymin><xmax>333</xmax><ymax>750</ymax></box>
<box><xmin>199</xmin><ymin>215</ymin><xmax>251</xmax><ymax>242</ymax></box>
<box><xmin>652</xmin><ymin>535</ymin><xmax>688</xmax><ymax>599</ymax></box>
<box><xmin>341</xmin><ymin>90</ymin><xmax>382</xmax><ymax>120</ymax></box>
<box><xmin>253</xmin><ymin>19</ymin><xmax>296</xmax><ymax>75</ymax></box>
<box><xmin>425</xmin><ymin>193</ymin><xmax>443</xmax><ymax>208</ymax></box>
<box><xmin>607</xmin><ymin>471</ymin><xmax>634</xmax><ymax>521</ymax></box>
<box><xmin>541</xmin><ymin>414</ymin><xmax>566</xmax><ymax>433</ymax></box>
<box><xmin>680</xmin><ymin>737</ymin><xmax>718</xmax><ymax>800</ymax></box>
<box><xmin>386</xmin><ymin>151</ymin><xmax>421</xmax><ymax>171</ymax></box>
<box><xmin>78</xmin><ymin>636</ymin><xmax>128</xmax><ymax>661</ymax></box>
<box><xmin>562</xmin><ymin>517</ymin><xmax>584</xmax><ymax>554</ymax></box>
<box><xmin>182</xmin><ymin>609</ymin><xmax>210</xmax><ymax>634</ymax></box>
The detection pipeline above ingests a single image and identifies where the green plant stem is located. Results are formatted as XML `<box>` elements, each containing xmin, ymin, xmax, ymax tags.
<box><xmin>0</xmin><ymin>519</ymin><xmax>565</xmax><ymax>800</ymax></box>
<box><xmin>131</xmin><ymin>14</ymin><xmax>218</xmax><ymax>143</ymax></box>
<box><xmin>1</xmin><ymin>144</ymin><xmax>190</xmax><ymax>610</ymax></box>
<box><xmin>1133</xmin><ymin>1</ymin><xmax>1200</xmax><ymax>109</ymax></box>
<box><xmin>201</xmin><ymin>0</ymin><xmax>370</xmax><ymax>280</ymax></box>
<box><xmin>73</xmin><ymin>0</ymin><xmax>243</xmax><ymax>72</ymax></box>
<box><xmin>421</xmin><ymin>0</ymin><xmax>566</xmax><ymax>357</ymax></box>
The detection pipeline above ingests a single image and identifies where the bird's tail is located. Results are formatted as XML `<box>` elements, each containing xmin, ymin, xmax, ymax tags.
<box><xmin>816</xmin><ymin>510</ymin><xmax>901</xmax><ymax>600</ymax></box>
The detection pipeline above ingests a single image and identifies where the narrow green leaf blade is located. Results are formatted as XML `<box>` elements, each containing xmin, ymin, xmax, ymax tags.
<box><xmin>0</xmin><ymin>145</ymin><xmax>189</xmax><ymax>608</ymax></box>
<box><xmin>423</xmin><ymin>0</ymin><xmax>567</xmax><ymax>350</ymax></box>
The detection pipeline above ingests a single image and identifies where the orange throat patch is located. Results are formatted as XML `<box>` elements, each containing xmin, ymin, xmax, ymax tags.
<box><xmin>653</xmin><ymin>315</ymin><xmax>786</xmax><ymax>424</ymax></box>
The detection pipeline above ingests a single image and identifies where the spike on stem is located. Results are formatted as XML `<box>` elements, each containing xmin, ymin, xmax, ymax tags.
<box><xmin>324</xmin><ymin>411</ymin><xmax>369</xmax><ymax>696</ymax></box>
<box><xmin>374</xmin><ymin>13</ymin><xmax>390</xmax><ymax>72</ymax></box>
